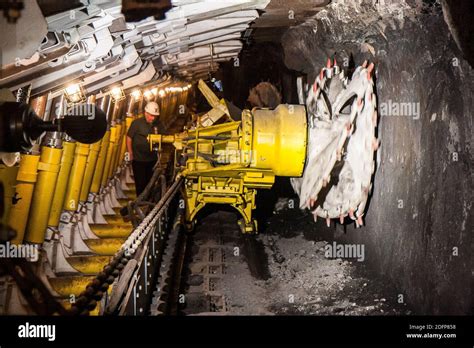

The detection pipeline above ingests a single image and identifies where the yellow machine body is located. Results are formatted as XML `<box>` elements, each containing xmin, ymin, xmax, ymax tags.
<box><xmin>90</xmin><ymin>130</ymin><xmax>110</xmax><ymax>194</ymax></box>
<box><xmin>49</xmin><ymin>141</ymin><xmax>76</xmax><ymax>226</ymax></box>
<box><xmin>102</xmin><ymin>126</ymin><xmax>117</xmax><ymax>186</ymax></box>
<box><xmin>149</xmin><ymin>104</ymin><xmax>307</xmax><ymax>233</ymax></box>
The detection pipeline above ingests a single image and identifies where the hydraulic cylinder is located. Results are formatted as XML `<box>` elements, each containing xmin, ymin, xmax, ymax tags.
<box><xmin>63</xmin><ymin>143</ymin><xmax>90</xmax><ymax>211</ymax></box>
<box><xmin>101</xmin><ymin>126</ymin><xmax>116</xmax><ymax>187</ymax></box>
<box><xmin>90</xmin><ymin>130</ymin><xmax>110</xmax><ymax>194</ymax></box>
<box><xmin>24</xmin><ymin>145</ymin><xmax>62</xmax><ymax>244</ymax></box>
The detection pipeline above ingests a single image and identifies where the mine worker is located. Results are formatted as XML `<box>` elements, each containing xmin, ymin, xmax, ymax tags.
<box><xmin>126</xmin><ymin>101</ymin><xmax>164</xmax><ymax>196</ymax></box>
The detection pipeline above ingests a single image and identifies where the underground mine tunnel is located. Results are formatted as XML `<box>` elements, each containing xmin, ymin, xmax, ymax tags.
<box><xmin>0</xmin><ymin>0</ymin><xmax>472</xmax><ymax>336</ymax></box>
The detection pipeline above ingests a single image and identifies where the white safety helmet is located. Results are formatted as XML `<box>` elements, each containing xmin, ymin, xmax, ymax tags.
<box><xmin>144</xmin><ymin>101</ymin><xmax>160</xmax><ymax>116</ymax></box>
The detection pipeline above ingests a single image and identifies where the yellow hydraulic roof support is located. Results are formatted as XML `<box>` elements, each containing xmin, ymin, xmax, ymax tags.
<box><xmin>102</xmin><ymin>126</ymin><xmax>116</xmax><ymax>187</ymax></box>
<box><xmin>80</xmin><ymin>140</ymin><xmax>101</xmax><ymax>202</ymax></box>
<box><xmin>0</xmin><ymin>165</ymin><xmax>19</xmax><ymax>228</ymax></box>
<box><xmin>48</xmin><ymin>141</ymin><xmax>76</xmax><ymax>227</ymax></box>
<box><xmin>63</xmin><ymin>143</ymin><xmax>90</xmax><ymax>211</ymax></box>
<box><xmin>90</xmin><ymin>130</ymin><xmax>110</xmax><ymax>194</ymax></box>
<box><xmin>24</xmin><ymin>146</ymin><xmax>62</xmax><ymax>244</ymax></box>
<box><xmin>109</xmin><ymin>123</ymin><xmax>122</xmax><ymax>178</ymax></box>
<box><xmin>119</xmin><ymin>117</ymin><xmax>133</xmax><ymax>163</ymax></box>
<box><xmin>149</xmin><ymin>104</ymin><xmax>307</xmax><ymax>233</ymax></box>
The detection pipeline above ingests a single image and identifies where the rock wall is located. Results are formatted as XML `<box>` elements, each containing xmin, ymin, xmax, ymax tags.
<box><xmin>281</xmin><ymin>0</ymin><xmax>473</xmax><ymax>314</ymax></box>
